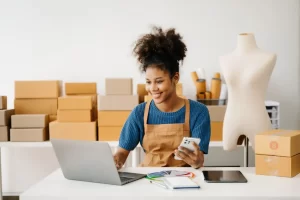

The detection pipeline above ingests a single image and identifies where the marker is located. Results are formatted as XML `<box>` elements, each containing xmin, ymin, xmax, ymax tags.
<box><xmin>150</xmin><ymin>180</ymin><xmax>168</xmax><ymax>189</ymax></box>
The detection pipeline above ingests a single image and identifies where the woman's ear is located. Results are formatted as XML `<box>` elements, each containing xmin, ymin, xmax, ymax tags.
<box><xmin>173</xmin><ymin>72</ymin><xmax>180</xmax><ymax>84</ymax></box>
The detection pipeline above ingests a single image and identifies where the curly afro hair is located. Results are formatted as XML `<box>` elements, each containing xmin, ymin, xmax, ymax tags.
<box><xmin>133</xmin><ymin>26</ymin><xmax>187</xmax><ymax>77</ymax></box>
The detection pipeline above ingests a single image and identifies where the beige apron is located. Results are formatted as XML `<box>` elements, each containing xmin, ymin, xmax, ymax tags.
<box><xmin>140</xmin><ymin>99</ymin><xmax>191</xmax><ymax>167</ymax></box>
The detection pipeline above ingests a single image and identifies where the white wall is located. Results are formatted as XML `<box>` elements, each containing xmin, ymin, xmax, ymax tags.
<box><xmin>0</xmin><ymin>0</ymin><xmax>299</xmax><ymax>129</ymax></box>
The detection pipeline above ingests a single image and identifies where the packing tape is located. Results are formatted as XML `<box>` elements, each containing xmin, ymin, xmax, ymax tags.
<box><xmin>0</xmin><ymin>96</ymin><xmax>2</xmax><ymax>108</ymax></box>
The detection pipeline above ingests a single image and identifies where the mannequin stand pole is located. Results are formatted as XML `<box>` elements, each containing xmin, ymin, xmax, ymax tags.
<box><xmin>244</xmin><ymin>137</ymin><xmax>249</xmax><ymax>167</ymax></box>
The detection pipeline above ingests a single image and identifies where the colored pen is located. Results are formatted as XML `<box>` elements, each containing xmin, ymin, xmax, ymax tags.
<box><xmin>150</xmin><ymin>180</ymin><xmax>168</xmax><ymax>189</ymax></box>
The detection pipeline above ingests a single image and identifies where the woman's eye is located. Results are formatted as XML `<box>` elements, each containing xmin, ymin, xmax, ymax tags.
<box><xmin>146</xmin><ymin>82</ymin><xmax>151</xmax><ymax>85</ymax></box>
<box><xmin>157</xmin><ymin>81</ymin><xmax>163</xmax><ymax>84</ymax></box>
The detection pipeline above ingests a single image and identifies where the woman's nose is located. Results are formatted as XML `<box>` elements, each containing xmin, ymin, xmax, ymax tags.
<box><xmin>150</xmin><ymin>83</ymin><xmax>158</xmax><ymax>91</ymax></box>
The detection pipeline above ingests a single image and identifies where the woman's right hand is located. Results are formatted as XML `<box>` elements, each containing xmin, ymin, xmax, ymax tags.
<box><xmin>113</xmin><ymin>147</ymin><xmax>130</xmax><ymax>170</ymax></box>
<box><xmin>113</xmin><ymin>155</ymin><xmax>123</xmax><ymax>170</ymax></box>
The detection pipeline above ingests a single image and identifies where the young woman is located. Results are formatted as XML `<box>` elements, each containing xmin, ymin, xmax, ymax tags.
<box><xmin>114</xmin><ymin>26</ymin><xmax>211</xmax><ymax>169</ymax></box>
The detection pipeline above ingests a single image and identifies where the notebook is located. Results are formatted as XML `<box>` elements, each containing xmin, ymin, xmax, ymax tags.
<box><xmin>162</xmin><ymin>177</ymin><xmax>200</xmax><ymax>189</ymax></box>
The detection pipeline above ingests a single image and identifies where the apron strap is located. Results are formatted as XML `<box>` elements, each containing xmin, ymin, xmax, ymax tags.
<box><xmin>143</xmin><ymin>100</ymin><xmax>152</xmax><ymax>128</ymax></box>
<box><xmin>183</xmin><ymin>99</ymin><xmax>190</xmax><ymax>131</ymax></box>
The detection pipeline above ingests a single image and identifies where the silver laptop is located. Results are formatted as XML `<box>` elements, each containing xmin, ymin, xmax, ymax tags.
<box><xmin>51</xmin><ymin>139</ymin><xmax>146</xmax><ymax>186</ymax></box>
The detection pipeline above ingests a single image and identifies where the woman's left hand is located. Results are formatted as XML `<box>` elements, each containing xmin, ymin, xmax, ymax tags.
<box><xmin>174</xmin><ymin>142</ymin><xmax>204</xmax><ymax>169</ymax></box>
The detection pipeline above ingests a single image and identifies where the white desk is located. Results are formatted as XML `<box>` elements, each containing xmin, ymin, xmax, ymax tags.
<box><xmin>20</xmin><ymin>167</ymin><xmax>300</xmax><ymax>200</ymax></box>
<box><xmin>0</xmin><ymin>141</ymin><xmax>248</xmax><ymax>199</ymax></box>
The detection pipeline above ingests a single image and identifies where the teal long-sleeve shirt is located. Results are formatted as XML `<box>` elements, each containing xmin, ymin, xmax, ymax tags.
<box><xmin>119</xmin><ymin>99</ymin><xmax>211</xmax><ymax>154</ymax></box>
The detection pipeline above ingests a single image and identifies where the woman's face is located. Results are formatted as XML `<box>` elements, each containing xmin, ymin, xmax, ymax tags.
<box><xmin>145</xmin><ymin>66</ymin><xmax>178</xmax><ymax>104</ymax></box>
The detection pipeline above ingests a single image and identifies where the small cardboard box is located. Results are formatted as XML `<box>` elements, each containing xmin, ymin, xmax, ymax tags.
<box><xmin>105</xmin><ymin>78</ymin><xmax>132</xmax><ymax>95</ymax></box>
<box><xmin>176</xmin><ymin>83</ymin><xmax>183</xmax><ymax>95</ymax></box>
<box><xmin>137</xmin><ymin>84</ymin><xmax>148</xmax><ymax>103</ymax></box>
<box><xmin>98</xmin><ymin>111</ymin><xmax>130</xmax><ymax>126</ymax></box>
<box><xmin>49</xmin><ymin>115</ymin><xmax>57</xmax><ymax>122</ymax></box>
<box><xmin>14</xmin><ymin>98</ymin><xmax>57</xmax><ymax>115</ymax></box>
<box><xmin>65</xmin><ymin>82</ymin><xmax>97</xmax><ymax>95</ymax></box>
<box><xmin>211</xmin><ymin>122</ymin><xmax>223</xmax><ymax>141</ymax></box>
<box><xmin>10</xmin><ymin>128</ymin><xmax>48</xmax><ymax>142</ymax></box>
<box><xmin>11</xmin><ymin>114</ymin><xmax>49</xmax><ymax>128</ymax></box>
<box><xmin>98</xmin><ymin>126</ymin><xmax>122</xmax><ymax>141</ymax></box>
<box><xmin>255</xmin><ymin>130</ymin><xmax>300</xmax><ymax>157</ymax></box>
<box><xmin>57</xmin><ymin>110</ymin><xmax>92</xmax><ymax>122</ymax></box>
<box><xmin>58</xmin><ymin>96</ymin><xmax>92</xmax><ymax>110</ymax></box>
<box><xmin>207</xmin><ymin>106</ymin><xmax>226</xmax><ymax>122</ymax></box>
<box><xmin>0</xmin><ymin>126</ymin><xmax>9</xmax><ymax>141</ymax></box>
<box><xmin>98</xmin><ymin>95</ymin><xmax>138</xmax><ymax>111</ymax></box>
<box><xmin>15</xmin><ymin>80</ymin><xmax>60</xmax><ymax>98</ymax></box>
<box><xmin>50</xmin><ymin>121</ymin><xmax>97</xmax><ymax>141</ymax></box>
<box><xmin>255</xmin><ymin>153</ymin><xmax>300</xmax><ymax>178</ymax></box>
<box><xmin>0</xmin><ymin>96</ymin><xmax>7</xmax><ymax>109</ymax></box>
<box><xmin>0</xmin><ymin>109</ymin><xmax>15</xmax><ymax>126</ymax></box>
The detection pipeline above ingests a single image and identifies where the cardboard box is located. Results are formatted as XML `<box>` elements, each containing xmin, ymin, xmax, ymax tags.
<box><xmin>14</xmin><ymin>98</ymin><xmax>57</xmax><ymax>115</ymax></box>
<box><xmin>0</xmin><ymin>96</ymin><xmax>7</xmax><ymax>109</ymax></box>
<box><xmin>207</xmin><ymin>106</ymin><xmax>226</xmax><ymax>122</ymax></box>
<box><xmin>98</xmin><ymin>126</ymin><xmax>122</xmax><ymax>141</ymax></box>
<box><xmin>106</xmin><ymin>78</ymin><xmax>132</xmax><ymax>95</ymax></box>
<box><xmin>98</xmin><ymin>95</ymin><xmax>138</xmax><ymax>111</ymax></box>
<box><xmin>98</xmin><ymin>111</ymin><xmax>130</xmax><ymax>126</ymax></box>
<box><xmin>0</xmin><ymin>109</ymin><xmax>15</xmax><ymax>126</ymax></box>
<box><xmin>10</xmin><ymin>128</ymin><xmax>48</xmax><ymax>142</ymax></box>
<box><xmin>65</xmin><ymin>82</ymin><xmax>97</xmax><ymax>95</ymax></box>
<box><xmin>137</xmin><ymin>84</ymin><xmax>148</xmax><ymax>103</ymax></box>
<box><xmin>67</xmin><ymin>94</ymin><xmax>98</xmax><ymax>120</ymax></box>
<box><xmin>50</xmin><ymin>121</ymin><xmax>97</xmax><ymax>141</ymax></box>
<box><xmin>255</xmin><ymin>153</ymin><xmax>300</xmax><ymax>178</ymax></box>
<box><xmin>0</xmin><ymin>126</ymin><xmax>9</xmax><ymax>141</ymax></box>
<box><xmin>49</xmin><ymin>115</ymin><xmax>57</xmax><ymax>122</ymax></box>
<box><xmin>176</xmin><ymin>83</ymin><xmax>183</xmax><ymax>95</ymax></box>
<box><xmin>255</xmin><ymin>130</ymin><xmax>300</xmax><ymax>157</ymax></box>
<box><xmin>57</xmin><ymin>110</ymin><xmax>91</xmax><ymax>122</ymax></box>
<box><xmin>15</xmin><ymin>80</ymin><xmax>60</xmax><ymax>98</ymax></box>
<box><xmin>58</xmin><ymin>96</ymin><xmax>92</xmax><ymax>110</ymax></box>
<box><xmin>211</xmin><ymin>122</ymin><xmax>223</xmax><ymax>141</ymax></box>
<box><xmin>11</xmin><ymin>114</ymin><xmax>49</xmax><ymax>128</ymax></box>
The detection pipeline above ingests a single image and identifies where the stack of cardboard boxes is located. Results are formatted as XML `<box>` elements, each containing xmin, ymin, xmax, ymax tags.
<box><xmin>0</xmin><ymin>96</ymin><xmax>14</xmax><ymax>141</ymax></box>
<box><xmin>49</xmin><ymin>82</ymin><xmax>97</xmax><ymax>141</ymax></box>
<box><xmin>64</xmin><ymin>82</ymin><xmax>98</xmax><ymax>120</ymax></box>
<box><xmin>140</xmin><ymin>83</ymin><xmax>184</xmax><ymax>102</ymax></box>
<box><xmin>11</xmin><ymin>81</ymin><xmax>60</xmax><ymax>141</ymax></box>
<box><xmin>10</xmin><ymin>114</ymin><xmax>49</xmax><ymax>141</ymax></box>
<box><xmin>255</xmin><ymin>129</ymin><xmax>300</xmax><ymax>178</ymax></box>
<box><xmin>98</xmin><ymin>78</ymin><xmax>138</xmax><ymax>141</ymax></box>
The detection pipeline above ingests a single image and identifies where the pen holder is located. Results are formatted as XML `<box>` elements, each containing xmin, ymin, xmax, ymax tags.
<box><xmin>196</xmin><ymin>79</ymin><xmax>206</xmax><ymax>94</ymax></box>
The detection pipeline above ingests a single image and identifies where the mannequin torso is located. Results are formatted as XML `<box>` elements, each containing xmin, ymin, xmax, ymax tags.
<box><xmin>220</xmin><ymin>33</ymin><xmax>276</xmax><ymax>150</ymax></box>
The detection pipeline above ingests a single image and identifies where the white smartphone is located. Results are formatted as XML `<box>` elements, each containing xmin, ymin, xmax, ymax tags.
<box><xmin>174</xmin><ymin>137</ymin><xmax>201</xmax><ymax>160</ymax></box>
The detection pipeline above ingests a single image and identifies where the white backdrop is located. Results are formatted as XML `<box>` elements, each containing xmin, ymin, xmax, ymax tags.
<box><xmin>0</xmin><ymin>0</ymin><xmax>299</xmax><ymax>129</ymax></box>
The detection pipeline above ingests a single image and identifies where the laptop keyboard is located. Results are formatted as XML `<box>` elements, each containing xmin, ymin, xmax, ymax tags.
<box><xmin>120</xmin><ymin>176</ymin><xmax>133</xmax><ymax>182</ymax></box>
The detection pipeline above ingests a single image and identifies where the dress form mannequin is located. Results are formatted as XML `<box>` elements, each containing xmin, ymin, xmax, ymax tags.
<box><xmin>220</xmin><ymin>33</ymin><xmax>276</xmax><ymax>151</ymax></box>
